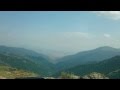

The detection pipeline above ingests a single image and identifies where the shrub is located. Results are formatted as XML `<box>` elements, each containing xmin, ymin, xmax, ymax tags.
<box><xmin>60</xmin><ymin>72</ymin><xmax>80</xmax><ymax>79</ymax></box>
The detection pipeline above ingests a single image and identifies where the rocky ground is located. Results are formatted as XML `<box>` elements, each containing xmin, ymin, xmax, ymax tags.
<box><xmin>0</xmin><ymin>76</ymin><xmax>6</xmax><ymax>79</ymax></box>
<box><xmin>0</xmin><ymin>72</ymin><xmax>109</xmax><ymax>79</ymax></box>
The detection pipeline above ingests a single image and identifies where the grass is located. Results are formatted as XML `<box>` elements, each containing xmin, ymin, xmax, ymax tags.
<box><xmin>0</xmin><ymin>65</ymin><xmax>38</xmax><ymax>79</ymax></box>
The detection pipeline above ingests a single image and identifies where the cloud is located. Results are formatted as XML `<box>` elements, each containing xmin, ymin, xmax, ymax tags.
<box><xmin>62</xmin><ymin>32</ymin><xmax>91</xmax><ymax>39</ymax></box>
<box><xmin>103</xmin><ymin>34</ymin><xmax>111</xmax><ymax>38</ymax></box>
<box><xmin>93</xmin><ymin>11</ymin><xmax>120</xmax><ymax>20</ymax></box>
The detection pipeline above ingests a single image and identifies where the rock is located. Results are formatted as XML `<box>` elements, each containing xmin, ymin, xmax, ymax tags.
<box><xmin>83</xmin><ymin>72</ymin><xmax>109</xmax><ymax>79</ymax></box>
<box><xmin>44</xmin><ymin>77</ymin><xmax>55</xmax><ymax>79</ymax></box>
<box><xmin>0</xmin><ymin>76</ymin><xmax>6</xmax><ymax>79</ymax></box>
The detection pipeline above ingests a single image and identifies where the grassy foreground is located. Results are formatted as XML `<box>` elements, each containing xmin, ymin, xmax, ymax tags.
<box><xmin>0</xmin><ymin>65</ymin><xmax>38</xmax><ymax>79</ymax></box>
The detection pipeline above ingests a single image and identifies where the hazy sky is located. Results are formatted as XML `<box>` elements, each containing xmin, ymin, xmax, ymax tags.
<box><xmin>0</xmin><ymin>11</ymin><xmax>120</xmax><ymax>54</ymax></box>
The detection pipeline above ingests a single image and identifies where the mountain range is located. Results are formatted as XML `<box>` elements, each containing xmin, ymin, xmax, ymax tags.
<box><xmin>55</xmin><ymin>46</ymin><xmax>120</xmax><ymax>70</ymax></box>
<box><xmin>0</xmin><ymin>45</ymin><xmax>120</xmax><ymax>79</ymax></box>
<box><xmin>57</xmin><ymin>55</ymin><xmax>120</xmax><ymax>79</ymax></box>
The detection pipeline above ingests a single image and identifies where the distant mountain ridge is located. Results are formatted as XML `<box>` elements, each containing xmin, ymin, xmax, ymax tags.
<box><xmin>56</xmin><ymin>46</ymin><xmax>120</xmax><ymax>70</ymax></box>
<box><xmin>0</xmin><ymin>45</ymin><xmax>49</xmax><ymax>59</ymax></box>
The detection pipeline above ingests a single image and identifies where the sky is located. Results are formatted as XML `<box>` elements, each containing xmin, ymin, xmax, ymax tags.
<box><xmin>0</xmin><ymin>11</ymin><xmax>120</xmax><ymax>55</ymax></box>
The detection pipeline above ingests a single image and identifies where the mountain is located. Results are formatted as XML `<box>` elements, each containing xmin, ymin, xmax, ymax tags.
<box><xmin>58</xmin><ymin>56</ymin><xmax>120</xmax><ymax>79</ymax></box>
<box><xmin>0</xmin><ymin>45</ymin><xmax>56</xmax><ymax>76</ymax></box>
<box><xmin>56</xmin><ymin>46</ymin><xmax>120</xmax><ymax>70</ymax></box>
<box><xmin>0</xmin><ymin>45</ymin><xmax>49</xmax><ymax>60</ymax></box>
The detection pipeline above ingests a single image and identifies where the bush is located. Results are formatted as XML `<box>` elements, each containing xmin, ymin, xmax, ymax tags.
<box><xmin>59</xmin><ymin>72</ymin><xmax>80</xmax><ymax>79</ymax></box>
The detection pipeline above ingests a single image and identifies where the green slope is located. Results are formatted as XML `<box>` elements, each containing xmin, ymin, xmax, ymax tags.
<box><xmin>0</xmin><ymin>53</ymin><xmax>55</xmax><ymax>76</ymax></box>
<box><xmin>0</xmin><ymin>45</ymin><xmax>56</xmax><ymax>76</ymax></box>
<box><xmin>56</xmin><ymin>46</ymin><xmax>120</xmax><ymax>70</ymax></box>
<box><xmin>57</xmin><ymin>56</ymin><xmax>120</xmax><ymax>79</ymax></box>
